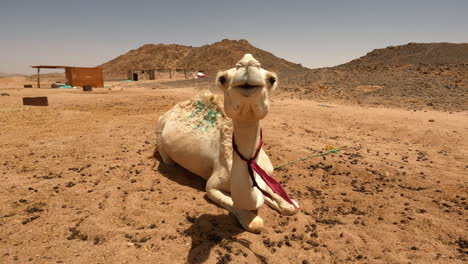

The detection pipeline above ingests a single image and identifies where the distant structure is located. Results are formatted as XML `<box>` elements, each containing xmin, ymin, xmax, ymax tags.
<box><xmin>195</xmin><ymin>71</ymin><xmax>206</xmax><ymax>78</ymax></box>
<box><xmin>128</xmin><ymin>68</ymin><xmax>189</xmax><ymax>81</ymax></box>
<box><xmin>31</xmin><ymin>66</ymin><xmax>104</xmax><ymax>88</ymax></box>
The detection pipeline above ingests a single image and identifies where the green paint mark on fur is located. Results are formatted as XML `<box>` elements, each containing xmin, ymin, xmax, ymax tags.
<box><xmin>191</xmin><ymin>107</ymin><xmax>220</xmax><ymax>132</ymax></box>
<box><xmin>205</xmin><ymin>111</ymin><xmax>219</xmax><ymax>130</ymax></box>
<box><xmin>186</xmin><ymin>100</ymin><xmax>205</xmax><ymax>120</ymax></box>
<box><xmin>196</xmin><ymin>108</ymin><xmax>213</xmax><ymax>129</ymax></box>
<box><xmin>187</xmin><ymin>100</ymin><xmax>220</xmax><ymax>131</ymax></box>
<box><xmin>205</xmin><ymin>110</ymin><xmax>219</xmax><ymax>131</ymax></box>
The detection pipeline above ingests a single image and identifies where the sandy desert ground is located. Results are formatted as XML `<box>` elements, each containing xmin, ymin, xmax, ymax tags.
<box><xmin>0</xmin><ymin>77</ymin><xmax>467</xmax><ymax>263</ymax></box>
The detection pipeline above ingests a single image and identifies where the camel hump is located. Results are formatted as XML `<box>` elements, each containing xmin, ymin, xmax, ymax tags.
<box><xmin>169</xmin><ymin>90</ymin><xmax>228</xmax><ymax>130</ymax></box>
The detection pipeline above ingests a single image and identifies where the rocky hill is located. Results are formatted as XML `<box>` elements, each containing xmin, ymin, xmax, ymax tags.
<box><xmin>99</xmin><ymin>39</ymin><xmax>306</xmax><ymax>79</ymax></box>
<box><xmin>98</xmin><ymin>41</ymin><xmax>467</xmax><ymax>111</ymax></box>
<box><xmin>283</xmin><ymin>43</ymin><xmax>468</xmax><ymax>111</ymax></box>
<box><xmin>338</xmin><ymin>42</ymin><xmax>468</xmax><ymax>67</ymax></box>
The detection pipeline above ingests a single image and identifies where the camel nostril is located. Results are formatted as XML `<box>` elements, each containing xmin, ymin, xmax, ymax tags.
<box><xmin>218</xmin><ymin>76</ymin><xmax>227</xmax><ymax>85</ymax></box>
<box><xmin>268</xmin><ymin>76</ymin><xmax>276</xmax><ymax>86</ymax></box>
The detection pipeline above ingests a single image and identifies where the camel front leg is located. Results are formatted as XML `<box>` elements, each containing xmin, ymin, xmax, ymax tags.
<box><xmin>206</xmin><ymin>174</ymin><xmax>264</xmax><ymax>233</ymax></box>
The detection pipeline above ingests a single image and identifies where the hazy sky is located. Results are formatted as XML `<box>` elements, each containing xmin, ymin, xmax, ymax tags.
<box><xmin>1</xmin><ymin>0</ymin><xmax>467</xmax><ymax>74</ymax></box>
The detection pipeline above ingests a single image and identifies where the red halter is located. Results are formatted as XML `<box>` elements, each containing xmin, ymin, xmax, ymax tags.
<box><xmin>232</xmin><ymin>130</ymin><xmax>299</xmax><ymax>210</ymax></box>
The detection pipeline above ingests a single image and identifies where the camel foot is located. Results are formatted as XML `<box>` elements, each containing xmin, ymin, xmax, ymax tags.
<box><xmin>279</xmin><ymin>199</ymin><xmax>300</xmax><ymax>216</ymax></box>
<box><xmin>234</xmin><ymin>211</ymin><xmax>264</xmax><ymax>233</ymax></box>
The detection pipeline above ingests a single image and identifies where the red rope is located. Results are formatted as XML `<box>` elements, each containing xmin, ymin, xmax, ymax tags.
<box><xmin>232</xmin><ymin>130</ymin><xmax>299</xmax><ymax>210</ymax></box>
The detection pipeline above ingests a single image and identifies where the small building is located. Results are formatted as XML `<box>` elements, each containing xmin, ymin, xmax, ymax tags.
<box><xmin>128</xmin><ymin>68</ymin><xmax>190</xmax><ymax>81</ymax></box>
<box><xmin>31</xmin><ymin>65</ymin><xmax>104</xmax><ymax>88</ymax></box>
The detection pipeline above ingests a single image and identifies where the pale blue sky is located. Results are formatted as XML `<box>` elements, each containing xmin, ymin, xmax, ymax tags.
<box><xmin>1</xmin><ymin>0</ymin><xmax>467</xmax><ymax>74</ymax></box>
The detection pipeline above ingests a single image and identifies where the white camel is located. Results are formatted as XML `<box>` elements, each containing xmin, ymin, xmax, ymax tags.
<box><xmin>157</xmin><ymin>54</ymin><xmax>299</xmax><ymax>233</ymax></box>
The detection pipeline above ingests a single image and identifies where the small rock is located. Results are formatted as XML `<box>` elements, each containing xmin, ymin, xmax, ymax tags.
<box><xmin>93</xmin><ymin>237</ymin><xmax>101</xmax><ymax>245</ymax></box>
<box><xmin>25</xmin><ymin>207</ymin><xmax>43</xmax><ymax>213</ymax></box>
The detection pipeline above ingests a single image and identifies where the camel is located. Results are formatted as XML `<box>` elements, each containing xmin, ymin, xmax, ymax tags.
<box><xmin>157</xmin><ymin>54</ymin><xmax>299</xmax><ymax>233</ymax></box>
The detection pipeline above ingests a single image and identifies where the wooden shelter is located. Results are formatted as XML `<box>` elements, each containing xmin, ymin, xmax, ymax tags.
<box><xmin>31</xmin><ymin>66</ymin><xmax>104</xmax><ymax>88</ymax></box>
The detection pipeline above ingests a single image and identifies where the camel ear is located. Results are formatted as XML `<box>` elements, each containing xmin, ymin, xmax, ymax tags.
<box><xmin>266</xmin><ymin>72</ymin><xmax>278</xmax><ymax>91</ymax></box>
<box><xmin>216</xmin><ymin>71</ymin><xmax>229</xmax><ymax>91</ymax></box>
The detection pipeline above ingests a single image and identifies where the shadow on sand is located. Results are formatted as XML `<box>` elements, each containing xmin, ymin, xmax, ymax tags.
<box><xmin>153</xmin><ymin>151</ymin><xmax>267</xmax><ymax>264</ymax></box>
<box><xmin>184</xmin><ymin>214</ymin><xmax>268</xmax><ymax>264</ymax></box>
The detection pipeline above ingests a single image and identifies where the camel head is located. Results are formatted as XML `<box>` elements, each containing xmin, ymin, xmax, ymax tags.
<box><xmin>216</xmin><ymin>54</ymin><xmax>278</xmax><ymax>122</ymax></box>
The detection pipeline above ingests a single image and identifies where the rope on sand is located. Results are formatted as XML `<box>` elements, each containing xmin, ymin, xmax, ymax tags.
<box><xmin>274</xmin><ymin>147</ymin><xmax>343</xmax><ymax>170</ymax></box>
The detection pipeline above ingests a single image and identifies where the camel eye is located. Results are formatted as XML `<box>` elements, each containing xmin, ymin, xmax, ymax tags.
<box><xmin>268</xmin><ymin>76</ymin><xmax>276</xmax><ymax>86</ymax></box>
<box><xmin>218</xmin><ymin>75</ymin><xmax>227</xmax><ymax>85</ymax></box>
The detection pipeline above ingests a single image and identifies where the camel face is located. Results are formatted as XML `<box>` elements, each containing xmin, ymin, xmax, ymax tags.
<box><xmin>216</xmin><ymin>54</ymin><xmax>278</xmax><ymax>121</ymax></box>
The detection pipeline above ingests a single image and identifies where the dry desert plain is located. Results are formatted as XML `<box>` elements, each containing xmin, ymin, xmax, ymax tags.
<box><xmin>0</xmin><ymin>76</ymin><xmax>467</xmax><ymax>264</ymax></box>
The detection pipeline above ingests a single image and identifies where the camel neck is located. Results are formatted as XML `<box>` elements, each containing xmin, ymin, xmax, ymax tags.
<box><xmin>232</xmin><ymin>119</ymin><xmax>261</xmax><ymax>159</ymax></box>
<box><xmin>230</xmin><ymin>118</ymin><xmax>265</xmax><ymax>210</ymax></box>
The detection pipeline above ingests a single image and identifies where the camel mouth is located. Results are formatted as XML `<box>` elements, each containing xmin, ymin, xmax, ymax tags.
<box><xmin>236</xmin><ymin>84</ymin><xmax>262</xmax><ymax>90</ymax></box>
